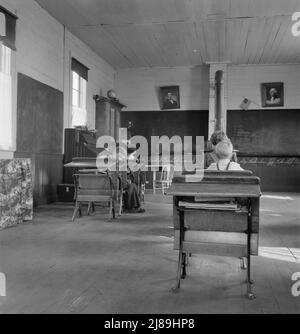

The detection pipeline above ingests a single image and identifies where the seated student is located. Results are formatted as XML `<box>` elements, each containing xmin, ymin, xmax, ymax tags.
<box><xmin>123</xmin><ymin>170</ymin><xmax>146</xmax><ymax>213</ymax></box>
<box><xmin>207</xmin><ymin>140</ymin><xmax>244</xmax><ymax>171</ymax></box>
<box><xmin>205</xmin><ymin>131</ymin><xmax>229</xmax><ymax>168</ymax></box>
<box><xmin>205</xmin><ymin>131</ymin><xmax>238</xmax><ymax>168</ymax></box>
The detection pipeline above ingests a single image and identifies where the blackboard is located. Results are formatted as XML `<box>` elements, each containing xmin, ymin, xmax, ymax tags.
<box><xmin>16</xmin><ymin>73</ymin><xmax>63</xmax><ymax>154</ymax></box>
<box><xmin>121</xmin><ymin>110</ymin><xmax>208</xmax><ymax>151</ymax></box>
<box><xmin>15</xmin><ymin>73</ymin><xmax>64</xmax><ymax>205</ymax></box>
<box><xmin>227</xmin><ymin>109</ymin><xmax>300</xmax><ymax>156</ymax></box>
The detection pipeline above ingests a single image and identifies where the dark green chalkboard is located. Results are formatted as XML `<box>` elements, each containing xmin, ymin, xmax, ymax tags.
<box><xmin>16</xmin><ymin>73</ymin><xmax>63</xmax><ymax>154</ymax></box>
<box><xmin>227</xmin><ymin>109</ymin><xmax>300</xmax><ymax>156</ymax></box>
<box><xmin>121</xmin><ymin>110</ymin><xmax>208</xmax><ymax>147</ymax></box>
<box><xmin>15</xmin><ymin>73</ymin><xmax>64</xmax><ymax>205</ymax></box>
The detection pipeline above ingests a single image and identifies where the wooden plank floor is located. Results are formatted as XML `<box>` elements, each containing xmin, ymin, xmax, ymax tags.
<box><xmin>0</xmin><ymin>193</ymin><xmax>299</xmax><ymax>314</ymax></box>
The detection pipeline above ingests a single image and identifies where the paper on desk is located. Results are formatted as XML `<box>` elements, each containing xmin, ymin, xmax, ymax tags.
<box><xmin>178</xmin><ymin>201</ymin><xmax>240</xmax><ymax>211</ymax></box>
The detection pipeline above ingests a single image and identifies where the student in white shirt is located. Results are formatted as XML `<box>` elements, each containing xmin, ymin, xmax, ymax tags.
<box><xmin>207</xmin><ymin>140</ymin><xmax>244</xmax><ymax>171</ymax></box>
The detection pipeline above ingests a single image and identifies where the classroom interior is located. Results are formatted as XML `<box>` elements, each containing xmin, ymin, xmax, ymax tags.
<box><xmin>0</xmin><ymin>0</ymin><xmax>300</xmax><ymax>314</ymax></box>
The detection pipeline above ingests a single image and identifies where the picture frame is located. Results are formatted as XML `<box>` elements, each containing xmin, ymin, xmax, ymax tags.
<box><xmin>160</xmin><ymin>86</ymin><xmax>180</xmax><ymax>110</ymax></box>
<box><xmin>261</xmin><ymin>82</ymin><xmax>284</xmax><ymax>107</ymax></box>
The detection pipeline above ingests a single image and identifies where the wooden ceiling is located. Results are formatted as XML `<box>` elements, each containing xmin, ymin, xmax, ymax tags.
<box><xmin>35</xmin><ymin>0</ymin><xmax>300</xmax><ymax>69</ymax></box>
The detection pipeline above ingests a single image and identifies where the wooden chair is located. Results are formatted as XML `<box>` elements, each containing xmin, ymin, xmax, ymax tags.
<box><xmin>72</xmin><ymin>173</ymin><xmax>116</xmax><ymax>221</ymax></box>
<box><xmin>77</xmin><ymin>169</ymin><xmax>124</xmax><ymax>217</ymax></box>
<box><xmin>154</xmin><ymin>165</ymin><xmax>174</xmax><ymax>194</ymax></box>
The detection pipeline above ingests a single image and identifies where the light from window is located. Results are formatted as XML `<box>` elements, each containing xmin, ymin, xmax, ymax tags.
<box><xmin>0</xmin><ymin>13</ymin><xmax>6</xmax><ymax>37</ymax></box>
<box><xmin>0</xmin><ymin>44</ymin><xmax>12</xmax><ymax>150</ymax></box>
<box><xmin>71</xmin><ymin>71</ymin><xmax>87</xmax><ymax>127</ymax></box>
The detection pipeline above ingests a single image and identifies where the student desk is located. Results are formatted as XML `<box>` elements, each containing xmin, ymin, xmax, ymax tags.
<box><xmin>166</xmin><ymin>170</ymin><xmax>261</xmax><ymax>299</ymax></box>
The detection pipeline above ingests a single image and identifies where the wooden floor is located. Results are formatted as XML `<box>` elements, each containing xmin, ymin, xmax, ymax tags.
<box><xmin>0</xmin><ymin>193</ymin><xmax>300</xmax><ymax>314</ymax></box>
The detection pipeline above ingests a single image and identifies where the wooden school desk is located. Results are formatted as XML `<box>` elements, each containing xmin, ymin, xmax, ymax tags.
<box><xmin>167</xmin><ymin>170</ymin><xmax>261</xmax><ymax>299</ymax></box>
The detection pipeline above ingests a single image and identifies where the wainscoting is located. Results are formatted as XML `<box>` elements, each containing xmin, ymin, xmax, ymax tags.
<box><xmin>239</xmin><ymin>157</ymin><xmax>300</xmax><ymax>193</ymax></box>
<box><xmin>14</xmin><ymin>152</ymin><xmax>63</xmax><ymax>206</ymax></box>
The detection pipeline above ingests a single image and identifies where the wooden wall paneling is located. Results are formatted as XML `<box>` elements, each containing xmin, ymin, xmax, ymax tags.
<box><xmin>240</xmin><ymin>160</ymin><xmax>300</xmax><ymax>193</ymax></box>
<box><xmin>34</xmin><ymin>153</ymin><xmax>64</xmax><ymax>206</ymax></box>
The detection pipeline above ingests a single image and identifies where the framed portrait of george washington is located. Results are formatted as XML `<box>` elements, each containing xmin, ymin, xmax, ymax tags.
<box><xmin>261</xmin><ymin>82</ymin><xmax>284</xmax><ymax>107</ymax></box>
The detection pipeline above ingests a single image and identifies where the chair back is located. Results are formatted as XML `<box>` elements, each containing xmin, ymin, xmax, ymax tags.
<box><xmin>74</xmin><ymin>173</ymin><xmax>113</xmax><ymax>197</ymax></box>
<box><xmin>160</xmin><ymin>165</ymin><xmax>174</xmax><ymax>182</ymax></box>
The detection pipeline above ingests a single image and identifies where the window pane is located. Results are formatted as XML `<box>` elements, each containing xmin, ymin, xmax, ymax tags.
<box><xmin>0</xmin><ymin>13</ymin><xmax>5</xmax><ymax>37</ymax></box>
<box><xmin>80</xmin><ymin>78</ymin><xmax>87</xmax><ymax>109</ymax></box>
<box><xmin>71</xmin><ymin>71</ymin><xmax>87</xmax><ymax>127</ymax></box>
<box><xmin>72</xmin><ymin>71</ymin><xmax>79</xmax><ymax>90</ymax></box>
<box><xmin>72</xmin><ymin>107</ymin><xmax>87</xmax><ymax>127</ymax></box>
<box><xmin>72</xmin><ymin>89</ymin><xmax>79</xmax><ymax>107</ymax></box>
<box><xmin>0</xmin><ymin>44</ymin><xmax>11</xmax><ymax>75</ymax></box>
<box><xmin>0</xmin><ymin>44</ymin><xmax>12</xmax><ymax>150</ymax></box>
<box><xmin>0</xmin><ymin>71</ymin><xmax>12</xmax><ymax>149</ymax></box>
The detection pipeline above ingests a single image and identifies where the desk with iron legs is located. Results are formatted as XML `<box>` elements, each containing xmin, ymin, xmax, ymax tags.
<box><xmin>167</xmin><ymin>171</ymin><xmax>261</xmax><ymax>299</ymax></box>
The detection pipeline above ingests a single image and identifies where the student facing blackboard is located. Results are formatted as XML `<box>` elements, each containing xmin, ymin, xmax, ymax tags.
<box><xmin>205</xmin><ymin>130</ymin><xmax>238</xmax><ymax>168</ymax></box>
<box><xmin>207</xmin><ymin>141</ymin><xmax>244</xmax><ymax>171</ymax></box>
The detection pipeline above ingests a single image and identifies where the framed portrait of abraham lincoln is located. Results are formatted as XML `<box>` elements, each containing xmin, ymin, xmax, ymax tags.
<box><xmin>160</xmin><ymin>86</ymin><xmax>180</xmax><ymax>110</ymax></box>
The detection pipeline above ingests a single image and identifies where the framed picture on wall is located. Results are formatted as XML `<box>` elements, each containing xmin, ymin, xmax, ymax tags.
<box><xmin>160</xmin><ymin>86</ymin><xmax>180</xmax><ymax>110</ymax></box>
<box><xmin>261</xmin><ymin>82</ymin><xmax>284</xmax><ymax>107</ymax></box>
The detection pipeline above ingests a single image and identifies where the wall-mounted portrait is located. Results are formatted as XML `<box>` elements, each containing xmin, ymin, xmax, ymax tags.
<box><xmin>261</xmin><ymin>82</ymin><xmax>284</xmax><ymax>107</ymax></box>
<box><xmin>160</xmin><ymin>86</ymin><xmax>180</xmax><ymax>110</ymax></box>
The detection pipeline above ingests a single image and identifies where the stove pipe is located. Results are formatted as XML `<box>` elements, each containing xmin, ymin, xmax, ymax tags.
<box><xmin>215</xmin><ymin>70</ymin><xmax>224</xmax><ymax>132</ymax></box>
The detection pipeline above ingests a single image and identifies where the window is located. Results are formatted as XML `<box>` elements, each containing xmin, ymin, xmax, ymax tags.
<box><xmin>0</xmin><ymin>43</ymin><xmax>12</xmax><ymax>150</ymax></box>
<box><xmin>71</xmin><ymin>71</ymin><xmax>87</xmax><ymax>127</ymax></box>
<box><xmin>72</xmin><ymin>71</ymin><xmax>86</xmax><ymax>108</ymax></box>
<box><xmin>71</xmin><ymin>58</ymin><xmax>89</xmax><ymax>127</ymax></box>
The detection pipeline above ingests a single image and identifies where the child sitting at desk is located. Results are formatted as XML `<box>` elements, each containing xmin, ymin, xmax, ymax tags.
<box><xmin>123</xmin><ymin>170</ymin><xmax>146</xmax><ymax>214</ymax></box>
<box><xmin>205</xmin><ymin>131</ymin><xmax>238</xmax><ymax>168</ymax></box>
<box><xmin>207</xmin><ymin>140</ymin><xmax>244</xmax><ymax>171</ymax></box>
<box><xmin>205</xmin><ymin>130</ymin><xmax>228</xmax><ymax>168</ymax></box>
